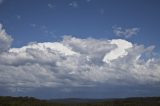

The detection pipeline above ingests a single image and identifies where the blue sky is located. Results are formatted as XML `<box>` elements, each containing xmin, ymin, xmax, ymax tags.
<box><xmin>0</xmin><ymin>0</ymin><xmax>160</xmax><ymax>49</ymax></box>
<box><xmin>0</xmin><ymin>0</ymin><xmax>160</xmax><ymax>99</ymax></box>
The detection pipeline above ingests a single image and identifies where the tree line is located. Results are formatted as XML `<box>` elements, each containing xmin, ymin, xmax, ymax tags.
<box><xmin>0</xmin><ymin>96</ymin><xmax>160</xmax><ymax>106</ymax></box>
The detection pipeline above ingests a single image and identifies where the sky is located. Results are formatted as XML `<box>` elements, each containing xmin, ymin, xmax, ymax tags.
<box><xmin>0</xmin><ymin>0</ymin><xmax>160</xmax><ymax>99</ymax></box>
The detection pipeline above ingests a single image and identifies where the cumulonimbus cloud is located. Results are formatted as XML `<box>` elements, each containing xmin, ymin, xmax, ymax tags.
<box><xmin>0</xmin><ymin>24</ymin><xmax>160</xmax><ymax>92</ymax></box>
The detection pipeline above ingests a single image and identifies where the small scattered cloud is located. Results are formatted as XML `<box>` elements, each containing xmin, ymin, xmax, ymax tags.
<box><xmin>113</xmin><ymin>26</ymin><xmax>140</xmax><ymax>38</ymax></box>
<box><xmin>30</xmin><ymin>24</ymin><xmax>56</xmax><ymax>38</ymax></box>
<box><xmin>30</xmin><ymin>24</ymin><xmax>36</xmax><ymax>28</ymax></box>
<box><xmin>100</xmin><ymin>8</ymin><xmax>105</xmax><ymax>15</ymax></box>
<box><xmin>69</xmin><ymin>1</ymin><xmax>78</xmax><ymax>8</ymax></box>
<box><xmin>86</xmin><ymin>0</ymin><xmax>91</xmax><ymax>3</ymax></box>
<box><xmin>16</xmin><ymin>15</ymin><xmax>21</xmax><ymax>20</ymax></box>
<box><xmin>40</xmin><ymin>25</ymin><xmax>56</xmax><ymax>37</ymax></box>
<box><xmin>0</xmin><ymin>0</ymin><xmax>4</xmax><ymax>5</ymax></box>
<box><xmin>48</xmin><ymin>3</ymin><xmax>55</xmax><ymax>9</ymax></box>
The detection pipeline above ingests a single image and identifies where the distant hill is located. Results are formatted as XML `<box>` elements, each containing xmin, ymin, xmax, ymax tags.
<box><xmin>0</xmin><ymin>96</ymin><xmax>160</xmax><ymax>106</ymax></box>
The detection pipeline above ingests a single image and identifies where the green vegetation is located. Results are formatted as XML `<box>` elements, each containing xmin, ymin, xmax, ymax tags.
<box><xmin>0</xmin><ymin>96</ymin><xmax>160</xmax><ymax>106</ymax></box>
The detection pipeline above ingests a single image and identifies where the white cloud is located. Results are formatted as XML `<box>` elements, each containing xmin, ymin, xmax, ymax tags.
<box><xmin>113</xmin><ymin>26</ymin><xmax>140</xmax><ymax>38</ymax></box>
<box><xmin>103</xmin><ymin>39</ymin><xmax>133</xmax><ymax>64</ymax></box>
<box><xmin>9</xmin><ymin>42</ymin><xmax>78</xmax><ymax>56</ymax></box>
<box><xmin>0</xmin><ymin>25</ymin><xmax>160</xmax><ymax>92</ymax></box>
<box><xmin>0</xmin><ymin>24</ymin><xmax>13</xmax><ymax>53</ymax></box>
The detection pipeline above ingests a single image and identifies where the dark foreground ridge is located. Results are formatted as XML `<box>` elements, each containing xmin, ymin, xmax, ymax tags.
<box><xmin>0</xmin><ymin>96</ymin><xmax>160</xmax><ymax>106</ymax></box>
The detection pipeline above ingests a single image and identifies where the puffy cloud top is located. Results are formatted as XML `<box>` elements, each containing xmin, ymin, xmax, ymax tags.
<box><xmin>9</xmin><ymin>42</ymin><xmax>78</xmax><ymax>56</ymax></box>
<box><xmin>103</xmin><ymin>39</ymin><xmax>133</xmax><ymax>63</ymax></box>
<box><xmin>0</xmin><ymin>24</ymin><xmax>13</xmax><ymax>53</ymax></box>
